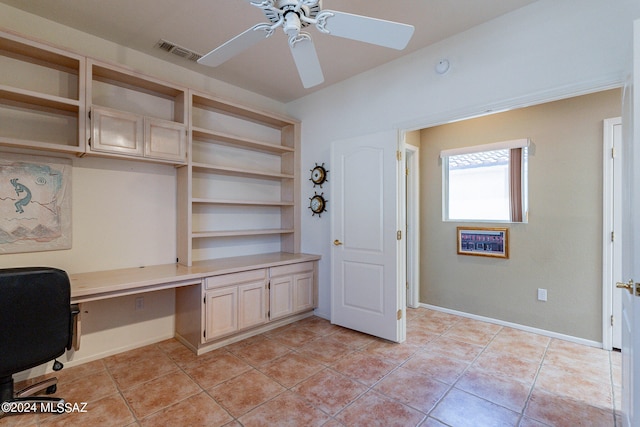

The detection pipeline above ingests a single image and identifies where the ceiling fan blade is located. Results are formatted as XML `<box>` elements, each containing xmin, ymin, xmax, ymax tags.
<box><xmin>289</xmin><ymin>34</ymin><xmax>324</xmax><ymax>88</ymax></box>
<box><xmin>198</xmin><ymin>24</ymin><xmax>272</xmax><ymax>67</ymax></box>
<box><xmin>318</xmin><ymin>10</ymin><xmax>415</xmax><ymax>50</ymax></box>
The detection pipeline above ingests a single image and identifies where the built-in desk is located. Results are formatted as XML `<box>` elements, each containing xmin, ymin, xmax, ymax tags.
<box><xmin>69</xmin><ymin>252</ymin><xmax>320</xmax><ymax>354</ymax></box>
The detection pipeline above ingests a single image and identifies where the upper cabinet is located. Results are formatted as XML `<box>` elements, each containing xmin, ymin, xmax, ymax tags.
<box><xmin>86</xmin><ymin>60</ymin><xmax>188</xmax><ymax>164</ymax></box>
<box><xmin>0</xmin><ymin>31</ymin><xmax>85</xmax><ymax>154</ymax></box>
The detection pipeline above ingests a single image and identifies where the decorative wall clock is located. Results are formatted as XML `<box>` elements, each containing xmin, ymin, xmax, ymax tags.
<box><xmin>309</xmin><ymin>192</ymin><xmax>327</xmax><ymax>217</ymax></box>
<box><xmin>309</xmin><ymin>163</ymin><xmax>328</xmax><ymax>188</ymax></box>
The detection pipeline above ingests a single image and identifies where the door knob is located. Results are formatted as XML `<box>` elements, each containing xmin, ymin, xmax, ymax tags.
<box><xmin>616</xmin><ymin>280</ymin><xmax>640</xmax><ymax>296</ymax></box>
<box><xmin>333</xmin><ymin>240</ymin><xmax>343</xmax><ymax>246</ymax></box>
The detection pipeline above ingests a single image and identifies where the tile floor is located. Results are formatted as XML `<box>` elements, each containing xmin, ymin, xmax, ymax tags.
<box><xmin>1</xmin><ymin>307</ymin><xmax>622</xmax><ymax>427</ymax></box>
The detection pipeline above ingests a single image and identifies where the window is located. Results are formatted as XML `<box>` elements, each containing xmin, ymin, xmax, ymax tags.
<box><xmin>442</xmin><ymin>139</ymin><xmax>529</xmax><ymax>223</ymax></box>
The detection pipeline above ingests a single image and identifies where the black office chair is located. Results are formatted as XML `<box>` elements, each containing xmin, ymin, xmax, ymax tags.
<box><xmin>0</xmin><ymin>267</ymin><xmax>79</xmax><ymax>418</ymax></box>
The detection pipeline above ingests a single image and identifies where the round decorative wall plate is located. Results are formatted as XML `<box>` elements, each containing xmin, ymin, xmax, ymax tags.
<box><xmin>310</xmin><ymin>163</ymin><xmax>328</xmax><ymax>187</ymax></box>
<box><xmin>309</xmin><ymin>192</ymin><xmax>327</xmax><ymax>217</ymax></box>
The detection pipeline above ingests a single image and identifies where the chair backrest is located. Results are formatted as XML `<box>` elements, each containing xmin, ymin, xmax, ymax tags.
<box><xmin>0</xmin><ymin>267</ymin><xmax>71</xmax><ymax>377</ymax></box>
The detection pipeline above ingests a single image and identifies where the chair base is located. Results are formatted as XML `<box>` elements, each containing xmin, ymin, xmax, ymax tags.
<box><xmin>1</xmin><ymin>376</ymin><xmax>63</xmax><ymax>419</ymax></box>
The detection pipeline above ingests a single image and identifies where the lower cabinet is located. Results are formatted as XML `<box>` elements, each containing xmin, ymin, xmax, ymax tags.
<box><xmin>203</xmin><ymin>268</ymin><xmax>267</xmax><ymax>342</ymax></box>
<box><xmin>270</xmin><ymin>262</ymin><xmax>315</xmax><ymax>320</ymax></box>
<box><xmin>175</xmin><ymin>259</ymin><xmax>317</xmax><ymax>354</ymax></box>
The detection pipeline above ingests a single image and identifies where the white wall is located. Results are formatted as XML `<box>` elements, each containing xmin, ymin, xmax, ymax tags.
<box><xmin>290</xmin><ymin>0</ymin><xmax>640</xmax><ymax>326</ymax></box>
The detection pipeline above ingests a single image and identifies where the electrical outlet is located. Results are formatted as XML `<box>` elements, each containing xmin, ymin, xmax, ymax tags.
<box><xmin>135</xmin><ymin>296</ymin><xmax>144</xmax><ymax>311</ymax></box>
<box><xmin>537</xmin><ymin>288</ymin><xmax>547</xmax><ymax>302</ymax></box>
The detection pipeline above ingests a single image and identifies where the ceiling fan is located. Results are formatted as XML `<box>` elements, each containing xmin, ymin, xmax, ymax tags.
<box><xmin>197</xmin><ymin>0</ymin><xmax>415</xmax><ymax>88</ymax></box>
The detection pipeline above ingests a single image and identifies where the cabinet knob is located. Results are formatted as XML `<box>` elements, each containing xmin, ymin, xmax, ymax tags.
<box><xmin>333</xmin><ymin>240</ymin><xmax>343</xmax><ymax>246</ymax></box>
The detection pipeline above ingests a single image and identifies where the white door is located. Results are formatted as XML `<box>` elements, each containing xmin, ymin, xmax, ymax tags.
<box><xmin>620</xmin><ymin>18</ymin><xmax>640</xmax><ymax>427</ymax></box>
<box><xmin>331</xmin><ymin>130</ymin><xmax>406</xmax><ymax>342</ymax></box>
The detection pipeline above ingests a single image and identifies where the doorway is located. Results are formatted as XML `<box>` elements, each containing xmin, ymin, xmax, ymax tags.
<box><xmin>405</xmin><ymin>142</ymin><xmax>420</xmax><ymax>309</ymax></box>
<box><xmin>603</xmin><ymin>117</ymin><xmax>623</xmax><ymax>350</ymax></box>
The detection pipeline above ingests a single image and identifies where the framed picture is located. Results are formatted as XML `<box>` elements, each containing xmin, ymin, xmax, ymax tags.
<box><xmin>457</xmin><ymin>226</ymin><xmax>509</xmax><ymax>258</ymax></box>
<box><xmin>0</xmin><ymin>153</ymin><xmax>72</xmax><ymax>254</ymax></box>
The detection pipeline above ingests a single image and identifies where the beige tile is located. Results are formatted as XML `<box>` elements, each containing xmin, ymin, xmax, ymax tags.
<box><xmin>122</xmin><ymin>370</ymin><xmax>200</xmax><ymax>419</ymax></box>
<box><xmin>518</xmin><ymin>417</ymin><xmax>552</xmax><ymax>427</ymax></box>
<box><xmin>228</xmin><ymin>338</ymin><xmax>291</xmax><ymax>366</ymax></box>
<box><xmin>430</xmin><ymin>388</ymin><xmax>520</xmax><ymax>427</ymax></box>
<box><xmin>6</xmin><ymin>308</ymin><xmax>617</xmax><ymax>427</ymax></box>
<box><xmin>39</xmin><ymin>393</ymin><xmax>134</xmax><ymax>427</ymax></box>
<box><xmin>421</xmin><ymin>418</ymin><xmax>449</xmax><ymax>427</ymax></box>
<box><xmin>402</xmin><ymin>351</ymin><xmax>469</xmax><ymax>384</ymax></box>
<box><xmin>472</xmin><ymin>349</ymin><xmax>541</xmax><ymax>384</ymax></box>
<box><xmin>292</xmin><ymin>369</ymin><xmax>366</xmax><ymax>416</ymax></box>
<box><xmin>268</xmin><ymin>326</ymin><xmax>320</xmax><ymax>348</ymax></box>
<box><xmin>443</xmin><ymin>320</ymin><xmax>500</xmax><ymax>346</ymax></box>
<box><xmin>140</xmin><ymin>392</ymin><xmax>233</xmax><ymax>427</ymax></box>
<box><xmin>237</xmin><ymin>391</ymin><xmax>330</xmax><ymax>427</ymax></box>
<box><xmin>332</xmin><ymin>352</ymin><xmax>397</xmax><ymax>387</ymax></box>
<box><xmin>361</xmin><ymin>339</ymin><xmax>420</xmax><ymax>365</ymax></box>
<box><xmin>296</xmin><ymin>316</ymin><xmax>341</xmax><ymax>336</ymax></box>
<box><xmin>455</xmin><ymin>366</ymin><xmax>532</xmax><ymax>412</ymax></box>
<box><xmin>54</xmin><ymin>370</ymin><xmax>118</xmax><ymax>405</ymax></box>
<box><xmin>542</xmin><ymin>341</ymin><xmax>611</xmax><ymax>384</ymax></box>
<box><xmin>545</xmin><ymin>339</ymin><xmax>610</xmax><ymax>368</ymax></box>
<box><xmin>258</xmin><ymin>352</ymin><xmax>324</xmax><ymax>388</ymax></box>
<box><xmin>103</xmin><ymin>344</ymin><xmax>164</xmax><ymax>371</ymax></box>
<box><xmin>404</xmin><ymin>326</ymin><xmax>440</xmax><ymax>347</ymax></box>
<box><xmin>423</xmin><ymin>336</ymin><xmax>484</xmax><ymax>362</ymax></box>
<box><xmin>335</xmin><ymin>390</ymin><xmax>426</xmax><ymax>427</ymax></box>
<box><xmin>326</xmin><ymin>327</ymin><xmax>378</xmax><ymax>349</ymax></box>
<box><xmin>208</xmin><ymin>369</ymin><xmax>285</xmax><ymax>417</ymax></box>
<box><xmin>157</xmin><ymin>339</ymin><xmax>201</xmax><ymax>368</ymax></box>
<box><xmin>486</xmin><ymin>327</ymin><xmax>549</xmax><ymax>364</ymax></box>
<box><xmin>108</xmin><ymin>351</ymin><xmax>178</xmax><ymax>390</ymax></box>
<box><xmin>534</xmin><ymin>364</ymin><xmax>613</xmax><ymax>409</ymax></box>
<box><xmin>297</xmin><ymin>336</ymin><xmax>353</xmax><ymax>364</ymax></box>
<box><xmin>183</xmin><ymin>352</ymin><xmax>252</xmax><ymax>389</ymax></box>
<box><xmin>374</xmin><ymin>367</ymin><xmax>449</xmax><ymax>413</ymax></box>
<box><xmin>525</xmin><ymin>388</ymin><xmax>615</xmax><ymax>427</ymax></box>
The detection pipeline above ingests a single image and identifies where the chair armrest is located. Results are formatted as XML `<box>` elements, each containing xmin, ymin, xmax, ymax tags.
<box><xmin>67</xmin><ymin>304</ymin><xmax>80</xmax><ymax>351</ymax></box>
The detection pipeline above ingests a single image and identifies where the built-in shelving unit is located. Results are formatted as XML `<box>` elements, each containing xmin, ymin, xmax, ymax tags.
<box><xmin>0</xmin><ymin>31</ymin><xmax>85</xmax><ymax>154</ymax></box>
<box><xmin>177</xmin><ymin>90</ymin><xmax>301</xmax><ymax>266</ymax></box>
<box><xmin>1</xmin><ymin>29</ymin><xmax>305</xmax><ymax>270</ymax></box>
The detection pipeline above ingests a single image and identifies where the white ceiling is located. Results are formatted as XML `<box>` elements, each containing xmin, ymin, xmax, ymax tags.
<box><xmin>1</xmin><ymin>0</ymin><xmax>538</xmax><ymax>103</ymax></box>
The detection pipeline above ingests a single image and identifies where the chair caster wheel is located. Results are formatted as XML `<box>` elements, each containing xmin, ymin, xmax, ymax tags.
<box><xmin>52</xmin><ymin>360</ymin><xmax>63</xmax><ymax>371</ymax></box>
<box><xmin>46</xmin><ymin>384</ymin><xmax>57</xmax><ymax>394</ymax></box>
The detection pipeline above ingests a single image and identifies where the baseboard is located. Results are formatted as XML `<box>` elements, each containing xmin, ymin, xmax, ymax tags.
<box><xmin>419</xmin><ymin>303</ymin><xmax>603</xmax><ymax>349</ymax></box>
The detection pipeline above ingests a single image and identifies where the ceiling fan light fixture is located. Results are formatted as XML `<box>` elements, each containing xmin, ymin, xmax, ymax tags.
<box><xmin>283</xmin><ymin>11</ymin><xmax>302</xmax><ymax>37</ymax></box>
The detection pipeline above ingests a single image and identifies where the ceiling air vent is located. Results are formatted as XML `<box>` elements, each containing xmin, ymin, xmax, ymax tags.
<box><xmin>156</xmin><ymin>39</ymin><xmax>202</xmax><ymax>62</ymax></box>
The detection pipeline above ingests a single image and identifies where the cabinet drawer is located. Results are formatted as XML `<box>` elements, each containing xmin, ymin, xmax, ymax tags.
<box><xmin>270</xmin><ymin>262</ymin><xmax>314</xmax><ymax>278</ymax></box>
<box><xmin>205</xmin><ymin>268</ymin><xmax>267</xmax><ymax>289</ymax></box>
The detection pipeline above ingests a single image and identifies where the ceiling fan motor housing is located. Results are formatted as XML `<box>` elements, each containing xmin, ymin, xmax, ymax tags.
<box><xmin>262</xmin><ymin>0</ymin><xmax>322</xmax><ymax>28</ymax></box>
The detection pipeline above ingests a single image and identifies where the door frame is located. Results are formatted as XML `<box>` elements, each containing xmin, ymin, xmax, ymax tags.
<box><xmin>329</xmin><ymin>129</ymin><xmax>407</xmax><ymax>342</ymax></box>
<box><xmin>603</xmin><ymin>116</ymin><xmax>623</xmax><ymax>350</ymax></box>
<box><xmin>405</xmin><ymin>141</ymin><xmax>420</xmax><ymax>309</ymax></box>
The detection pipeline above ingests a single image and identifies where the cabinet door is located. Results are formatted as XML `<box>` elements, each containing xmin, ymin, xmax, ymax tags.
<box><xmin>91</xmin><ymin>107</ymin><xmax>144</xmax><ymax>156</ymax></box>
<box><xmin>144</xmin><ymin>117</ymin><xmax>187</xmax><ymax>163</ymax></box>
<box><xmin>238</xmin><ymin>281</ymin><xmax>267</xmax><ymax>330</ymax></box>
<box><xmin>293</xmin><ymin>272</ymin><xmax>315</xmax><ymax>313</ymax></box>
<box><xmin>204</xmin><ymin>286</ymin><xmax>238</xmax><ymax>342</ymax></box>
<box><xmin>269</xmin><ymin>275</ymin><xmax>293</xmax><ymax>320</ymax></box>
